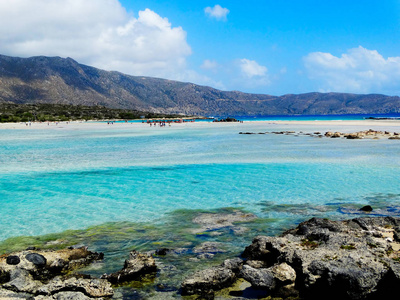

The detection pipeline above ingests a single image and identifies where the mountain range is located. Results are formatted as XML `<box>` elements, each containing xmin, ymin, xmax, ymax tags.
<box><xmin>1</xmin><ymin>54</ymin><xmax>399</xmax><ymax>116</ymax></box>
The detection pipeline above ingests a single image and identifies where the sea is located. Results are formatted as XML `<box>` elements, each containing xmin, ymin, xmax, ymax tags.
<box><xmin>1</xmin><ymin>115</ymin><xmax>400</xmax><ymax>298</ymax></box>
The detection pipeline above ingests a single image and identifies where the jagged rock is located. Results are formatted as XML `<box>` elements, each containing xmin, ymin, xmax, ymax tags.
<box><xmin>270</xmin><ymin>263</ymin><xmax>296</xmax><ymax>285</ymax></box>
<box><xmin>240</xmin><ymin>263</ymin><xmax>296</xmax><ymax>295</ymax></box>
<box><xmin>0</xmin><ymin>287</ymin><xmax>34</xmax><ymax>299</ymax></box>
<box><xmin>240</xmin><ymin>265</ymin><xmax>275</xmax><ymax>289</ymax></box>
<box><xmin>0</xmin><ymin>247</ymin><xmax>108</xmax><ymax>299</ymax></box>
<box><xmin>182</xmin><ymin>217</ymin><xmax>400</xmax><ymax>299</ymax></box>
<box><xmin>101</xmin><ymin>250</ymin><xmax>156</xmax><ymax>284</ymax></box>
<box><xmin>245</xmin><ymin>260</ymin><xmax>268</xmax><ymax>269</ymax></box>
<box><xmin>2</xmin><ymin>269</ymin><xmax>42</xmax><ymax>294</ymax></box>
<box><xmin>242</xmin><ymin>235</ymin><xmax>287</xmax><ymax>264</ymax></box>
<box><xmin>181</xmin><ymin>266</ymin><xmax>236</xmax><ymax>296</ymax></box>
<box><xmin>0</xmin><ymin>247</ymin><xmax>104</xmax><ymax>279</ymax></box>
<box><xmin>221</xmin><ymin>258</ymin><xmax>243</xmax><ymax>272</ymax></box>
<box><xmin>38</xmin><ymin>276</ymin><xmax>113</xmax><ymax>298</ymax></box>
<box><xmin>181</xmin><ymin>258</ymin><xmax>242</xmax><ymax>296</ymax></box>
<box><xmin>243</xmin><ymin>217</ymin><xmax>400</xmax><ymax>299</ymax></box>
<box><xmin>52</xmin><ymin>291</ymin><xmax>91</xmax><ymax>300</ymax></box>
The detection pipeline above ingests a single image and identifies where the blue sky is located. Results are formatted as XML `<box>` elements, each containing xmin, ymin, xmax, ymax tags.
<box><xmin>0</xmin><ymin>0</ymin><xmax>399</xmax><ymax>95</ymax></box>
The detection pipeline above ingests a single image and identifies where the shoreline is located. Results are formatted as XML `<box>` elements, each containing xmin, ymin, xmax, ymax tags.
<box><xmin>2</xmin><ymin>119</ymin><xmax>400</xmax><ymax>130</ymax></box>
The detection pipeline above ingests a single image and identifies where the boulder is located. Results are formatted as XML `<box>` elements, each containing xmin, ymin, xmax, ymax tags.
<box><xmin>240</xmin><ymin>265</ymin><xmax>275</xmax><ymax>289</ymax></box>
<box><xmin>360</xmin><ymin>205</ymin><xmax>373</xmax><ymax>212</ymax></box>
<box><xmin>25</xmin><ymin>253</ymin><xmax>46</xmax><ymax>267</ymax></box>
<box><xmin>101</xmin><ymin>250</ymin><xmax>156</xmax><ymax>284</ymax></box>
<box><xmin>240</xmin><ymin>263</ymin><xmax>297</xmax><ymax>297</ymax></box>
<box><xmin>6</xmin><ymin>256</ymin><xmax>20</xmax><ymax>266</ymax></box>
<box><xmin>181</xmin><ymin>266</ymin><xmax>236</xmax><ymax>296</ymax></box>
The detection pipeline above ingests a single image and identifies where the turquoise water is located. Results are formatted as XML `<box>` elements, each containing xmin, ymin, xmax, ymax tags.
<box><xmin>1</xmin><ymin>121</ymin><xmax>400</xmax><ymax>242</ymax></box>
<box><xmin>2</xmin><ymin>120</ymin><xmax>400</xmax><ymax>297</ymax></box>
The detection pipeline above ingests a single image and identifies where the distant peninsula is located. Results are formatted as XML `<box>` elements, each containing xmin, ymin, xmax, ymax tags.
<box><xmin>1</xmin><ymin>54</ymin><xmax>400</xmax><ymax>116</ymax></box>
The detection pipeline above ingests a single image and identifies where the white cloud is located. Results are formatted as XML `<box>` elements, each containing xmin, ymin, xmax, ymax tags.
<box><xmin>0</xmin><ymin>0</ymin><xmax>191</xmax><ymax>79</ymax></box>
<box><xmin>304</xmin><ymin>46</ymin><xmax>400</xmax><ymax>94</ymax></box>
<box><xmin>201</xmin><ymin>59</ymin><xmax>218</xmax><ymax>71</ymax></box>
<box><xmin>204</xmin><ymin>5</ymin><xmax>229</xmax><ymax>21</ymax></box>
<box><xmin>239</xmin><ymin>59</ymin><xmax>268</xmax><ymax>78</ymax></box>
<box><xmin>232</xmin><ymin>58</ymin><xmax>270</xmax><ymax>88</ymax></box>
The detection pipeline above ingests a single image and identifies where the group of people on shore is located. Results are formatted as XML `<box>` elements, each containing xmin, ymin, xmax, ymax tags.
<box><xmin>144</xmin><ymin>119</ymin><xmax>196</xmax><ymax>127</ymax></box>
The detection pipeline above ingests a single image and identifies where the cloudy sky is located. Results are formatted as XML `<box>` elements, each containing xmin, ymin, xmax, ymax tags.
<box><xmin>0</xmin><ymin>0</ymin><xmax>399</xmax><ymax>96</ymax></box>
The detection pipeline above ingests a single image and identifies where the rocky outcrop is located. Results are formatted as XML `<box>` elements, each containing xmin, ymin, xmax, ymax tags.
<box><xmin>0</xmin><ymin>247</ymin><xmax>112</xmax><ymax>299</ymax></box>
<box><xmin>101</xmin><ymin>250</ymin><xmax>157</xmax><ymax>284</ymax></box>
<box><xmin>325</xmin><ymin>129</ymin><xmax>400</xmax><ymax>139</ymax></box>
<box><xmin>241</xmin><ymin>129</ymin><xmax>400</xmax><ymax>140</ymax></box>
<box><xmin>181</xmin><ymin>217</ymin><xmax>400</xmax><ymax>299</ymax></box>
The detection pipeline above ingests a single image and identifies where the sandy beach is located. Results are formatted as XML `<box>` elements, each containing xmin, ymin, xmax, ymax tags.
<box><xmin>2</xmin><ymin>119</ymin><xmax>400</xmax><ymax>130</ymax></box>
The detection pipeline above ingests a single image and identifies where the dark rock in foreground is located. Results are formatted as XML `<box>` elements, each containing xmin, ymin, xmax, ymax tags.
<box><xmin>181</xmin><ymin>217</ymin><xmax>400</xmax><ymax>299</ymax></box>
<box><xmin>0</xmin><ymin>247</ymin><xmax>112</xmax><ymax>299</ymax></box>
<box><xmin>101</xmin><ymin>250</ymin><xmax>157</xmax><ymax>284</ymax></box>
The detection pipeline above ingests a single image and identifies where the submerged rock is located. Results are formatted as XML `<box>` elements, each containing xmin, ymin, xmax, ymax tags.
<box><xmin>192</xmin><ymin>210</ymin><xmax>257</xmax><ymax>234</ymax></box>
<box><xmin>193</xmin><ymin>242</ymin><xmax>227</xmax><ymax>255</ymax></box>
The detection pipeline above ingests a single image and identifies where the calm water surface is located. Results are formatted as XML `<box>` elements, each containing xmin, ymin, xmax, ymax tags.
<box><xmin>1</xmin><ymin>121</ymin><xmax>400</xmax><ymax>240</ymax></box>
<box><xmin>1</xmin><ymin>120</ymin><xmax>400</xmax><ymax>297</ymax></box>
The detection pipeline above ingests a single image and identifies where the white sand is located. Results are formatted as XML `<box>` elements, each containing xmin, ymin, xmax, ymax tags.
<box><xmin>2</xmin><ymin>119</ymin><xmax>400</xmax><ymax>130</ymax></box>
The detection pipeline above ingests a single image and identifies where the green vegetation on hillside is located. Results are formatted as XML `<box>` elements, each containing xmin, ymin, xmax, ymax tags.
<box><xmin>0</xmin><ymin>103</ymin><xmax>184</xmax><ymax>123</ymax></box>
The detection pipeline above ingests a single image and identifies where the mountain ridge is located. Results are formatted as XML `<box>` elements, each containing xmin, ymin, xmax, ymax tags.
<box><xmin>1</xmin><ymin>54</ymin><xmax>399</xmax><ymax>116</ymax></box>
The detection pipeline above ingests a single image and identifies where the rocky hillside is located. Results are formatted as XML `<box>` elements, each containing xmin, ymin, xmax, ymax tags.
<box><xmin>1</xmin><ymin>54</ymin><xmax>400</xmax><ymax>116</ymax></box>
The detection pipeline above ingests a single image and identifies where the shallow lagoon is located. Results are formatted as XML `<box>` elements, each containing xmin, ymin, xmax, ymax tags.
<box><xmin>1</xmin><ymin>120</ymin><xmax>400</xmax><ymax>297</ymax></box>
